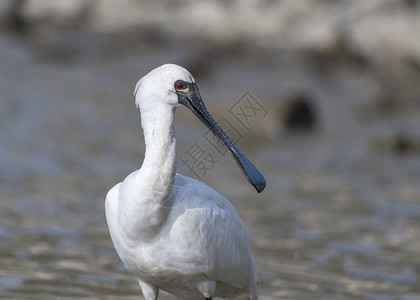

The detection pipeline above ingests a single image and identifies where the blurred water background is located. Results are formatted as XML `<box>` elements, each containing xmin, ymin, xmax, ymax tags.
<box><xmin>1</xmin><ymin>0</ymin><xmax>420</xmax><ymax>299</ymax></box>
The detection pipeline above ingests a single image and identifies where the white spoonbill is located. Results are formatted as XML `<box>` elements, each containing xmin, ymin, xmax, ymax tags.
<box><xmin>105</xmin><ymin>64</ymin><xmax>266</xmax><ymax>300</ymax></box>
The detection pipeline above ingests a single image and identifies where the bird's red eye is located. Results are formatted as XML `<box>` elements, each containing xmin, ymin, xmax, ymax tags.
<box><xmin>176</xmin><ymin>82</ymin><xmax>184</xmax><ymax>89</ymax></box>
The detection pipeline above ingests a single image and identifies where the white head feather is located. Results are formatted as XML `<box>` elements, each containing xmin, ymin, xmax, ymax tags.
<box><xmin>134</xmin><ymin>64</ymin><xmax>195</xmax><ymax>108</ymax></box>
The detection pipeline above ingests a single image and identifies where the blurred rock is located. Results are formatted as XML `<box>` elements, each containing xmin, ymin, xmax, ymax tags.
<box><xmin>393</xmin><ymin>134</ymin><xmax>417</xmax><ymax>154</ymax></box>
<box><xmin>372</xmin><ymin>133</ymin><xmax>420</xmax><ymax>155</ymax></box>
<box><xmin>6</xmin><ymin>0</ymin><xmax>27</xmax><ymax>33</ymax></box>
<box><xmin>283</xmin><ymin>94</ymin><xmax>318</xmax><ymax>133</ymax></box>
<box><xmin>404</xmin><ymin>0</ymin><xmax>420</xmax><ymax>8</ymax></box>
<box><xmin>373</xmin><ymin>96</ymin><xmax>401</xmax><ymax>116</ymax></box>
<box><xmin>360</xmin><ymin>94</ymin><xmax>402</xmax><ymax>120</ymax></box>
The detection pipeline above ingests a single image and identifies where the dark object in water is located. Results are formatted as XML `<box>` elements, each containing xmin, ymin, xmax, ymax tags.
<box><xmin>7</xmin><ymin>0</ymin><xmax>27</xmax><ymax>33</ymax></box>
<box><xmin>392</xmin><ymin>134</ymin><xmax>417</xmax><ymax>155</ymax></box>
<box><xmin>404</xmin><ymin>0</ymin><xmax>419</xmax><ymax>8</ymax></box>
<box><xmin>284</xmin><ymin>94</ymin><xmax>317</xmax><ymax>132</ymax></box>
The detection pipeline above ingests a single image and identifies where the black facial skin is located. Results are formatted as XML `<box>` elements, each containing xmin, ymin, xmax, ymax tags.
<box><xmin>175</xmin><ymin>80</ymin><xmax>266</xmax><ymax>193</ymax></box>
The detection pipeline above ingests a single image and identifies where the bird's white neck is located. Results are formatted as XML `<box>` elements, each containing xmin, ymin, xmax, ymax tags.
<box><xmin>121</xmin><ymin>103</ymin><xmax>177</xmax><ymax>236</ymax></box>
<box><xmin>140</xmin><ymin>103</ymin><xmax>177</xmax><ymax>195</ymax></box>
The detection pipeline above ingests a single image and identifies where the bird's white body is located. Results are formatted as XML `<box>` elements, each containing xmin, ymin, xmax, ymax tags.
<box><xmin>105</xmin><ymin>64</ymin><xmax>258</xmax><ymax>300</ymax></box>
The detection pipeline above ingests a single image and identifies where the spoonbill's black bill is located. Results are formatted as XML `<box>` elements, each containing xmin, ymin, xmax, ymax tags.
<box><xmin>175</xmin><ymin>80</ymin><xmax>266</xmax><ymax>193</ymax></box>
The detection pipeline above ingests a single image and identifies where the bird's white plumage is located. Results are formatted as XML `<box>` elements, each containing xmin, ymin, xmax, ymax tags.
<box><xmin>105</xmin><ymin>64</ymin><xmax>258</xmax><ymax>300</ymax></box>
